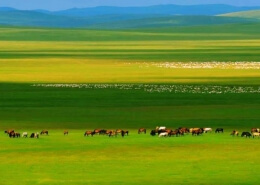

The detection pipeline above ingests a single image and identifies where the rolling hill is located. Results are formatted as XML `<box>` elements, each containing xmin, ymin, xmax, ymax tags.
<box><xmin>220</xmin><ymin>10</ymin><xmax>260</xmax><ymax>19</ymax></box>
<box><xmin>0</xmin><ymin>10</ymin><xmax>259</xmax><ymax>29</ymax></box>
<box><xmin>53</xmin><ymin>4</ymin><xmax>260</xmax><ymax>17</ymax></box>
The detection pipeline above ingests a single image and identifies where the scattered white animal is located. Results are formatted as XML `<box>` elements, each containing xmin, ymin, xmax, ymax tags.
<box><xmin>159</xmin><ymin>132</ymin><xmax>168</xmax><ymax>137</ymax></box>
<box><xmin>22</xmin><ymin>132</ymin><xmax>28</xmax><ymax>138</ymax></box>
<box><xmin>252</xmin><ymin>132</ymin><xmax>260</xmax><ymax>138</ymax></box>
<box><xmin>203</xmin><ymin>128</ymin><xmax>212</xmax><ymax>133</ymax></box>
<box><xmin>156</xmin><ymin>126</ymin><xmax>166</xmax><ymax>131</ymax></box>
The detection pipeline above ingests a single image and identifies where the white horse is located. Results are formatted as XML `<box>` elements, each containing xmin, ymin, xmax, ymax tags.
<box><xmin>22</xmin><ymin>132</ymin><xmax>28</xmax><ymax>138</ymax></box>
<box><xmin>156</xmin><ymin>126</ymin><xmax>166</xmax><ymax>131</ymax></box>
<box><xmin>252</xmin><ymin>132</ymin><xmax>260</xmax><ymax>138</ymax></box>
<box><xmin>203</xmin><ymin>128</ymin><xmax>212</xmax><ymax>133</ymax></box>
<box><xmin>159</xmin><ymin>132</ymin><xmax>168</xmax><ymax>137</ymax></box>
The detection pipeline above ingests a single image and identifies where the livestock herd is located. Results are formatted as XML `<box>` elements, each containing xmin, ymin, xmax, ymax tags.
<box><xmin>3</xmin><ymin>127</ymin><xmax>260</xmax><ymax>139</ymax></box>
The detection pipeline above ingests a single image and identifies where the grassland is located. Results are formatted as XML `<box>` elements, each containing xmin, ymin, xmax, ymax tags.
<box><xmin>0</xmin><ymin>24</ymin><xmax>260</xmax><ymax>185</ymax></box>
<box><xmin>1</xmin><ymin>130</ymin><xmax>260</xmax><ymax>185</ymax></box>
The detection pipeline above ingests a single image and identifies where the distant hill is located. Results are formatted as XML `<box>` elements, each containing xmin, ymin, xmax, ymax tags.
<box><xmin>88</xmin><ymin>16</ymin><xmax>259</xmax><ymax>29</ymax></box>
<box><xmin>53</xmin><ymin>4</ymin><xmax>260</xmax><ymax>17</ymax></box>
<box><xmin>0</xmin><ymin>10</ymin><xmax>258</xmax><ymax>29</ymax></box>
<box><xmin>220</xmin><ymin>10</ymin><xmax>260</xmax><ymax>19</ymax></box>
<box><xmin>0</xmin><ymin>4</ymin><xmax>260</xmax><ymax>29</ymax></box>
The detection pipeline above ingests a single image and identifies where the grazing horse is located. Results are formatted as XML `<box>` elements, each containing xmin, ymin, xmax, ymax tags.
<box><xmin>169</xmin><ymin>130</ymin><xmax>179</xmax><ymax>137</ymax></box>
<box><xmin>115</xmin><ymin>129</ymin><xmax>123</xmax><ymax>136</ymax></box>
<box><xmin>9</xmin><ymin>131</ymin><xmax>16</xmax><ymax>138</ymax></box>
<box><xmin>179</xmin><ymin>127</ymin><xmax>189</xmax><ymax>133</ymax></box>
<box><xmin>241</xmin><ymin>132</ymin><xmax>252</xmax><ymax>138</ymax></box>
<box><xmin>84</xmin><ymin>131</ymin><xmax>95</xmax><ymax>137</ymax></box>
<box><xmin>15</xmin><ymin>132</ymin><xmax>21</xmax><ymax>138</ymax></box>
<box><xmin>64</xmin><ymin>131</ymin><xmax>69</xmax><ymax>135</ymax></box>
<box><xmin>93</xmin><ymin>129</ymin><xmax>101</xmax><ymax>135</ymax></box>
<box><xmin>192</xmin><ymin>129</ymin><xmax>203</xmax><ymax>136</ymax></box>
<box><xmin>22</xmin><ymin>132</ymin><xmax>28</xmax><ymax>138</ymax></box>
<box><xmin>40</xmin><ymin>130</ymin><xmax>49</xmax><ymax>135</ymax></box>
<box><xmin>252</xmin><ymin>132</ymin><xmax>260</xmax><ymax>138</ymax></box>
<box><xmin>121</xmin><ymin>130</ymin><xmax>129</xmax><ymax>137</ymax></box>
<box><xmin>189</xmin><ymin>128</ymin><xmax>200</xmax><ymax>133</ymax></box>
<box><xmin>99</xmin><ymin>129</ymin><xmax>107</xmax><ymax>135</ymax></box>
<box><xmin>150</xmin><ymin>130</ymin><xmax>156</xmax><ymax>136</ymax></box>
<box><xmin>30</xmin><ymin>133</ymin><xmax>39</xmax><ymax>138</ymax></box>
<box><xmin>203</xmin><ymin>128</ymin><xmax>213</xmax><ymax>133</ymax></box>
<box><xmin>159</xmin><ymin>132</ymin><xmax>168</xmax><ymax>137</ymax></box>
<box><xmin>215</xmin><ymin>128</ymin><xmax>224</xmax><ymax>133</ymax></box>
<box><xmin>138</xmin><ymin>128</ymin><xmax>146</xmax><ymax>134</ymax></box>
<box><xmin>230</xmin><ymin>130</ymin><xmax>239</xmax><ymax>136</ymax></box>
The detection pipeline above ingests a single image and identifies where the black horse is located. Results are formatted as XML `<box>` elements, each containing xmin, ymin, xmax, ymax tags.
<box><xmin>241</xmin><ymin>132</ymin><xmax>252</xmax><ymax>138</ymax></box>
<box><xmin>30</xmin><ymin>133</ymin><xmax>39</xmax><ymax>138</ymax></box>
<box><xmin>215</xmin><ymin>128</ymin><xmax>224</xmax><ymax>133</ymax></box>
<box><xmin>150</xmin><ymin>130</ymin><xmax>156</xmax><ymax>136</ymax></box>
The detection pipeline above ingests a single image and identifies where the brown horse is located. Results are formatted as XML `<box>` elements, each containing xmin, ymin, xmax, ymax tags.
<box><xmin>84</xmin><ymin>131</ymin><xmax>95</xmax><ymax>137</ymax></box>
<box><xmin>9</xmin><ymin>131</ymin><xmax>16</xmax><ymax>138</ymax></box>
<box><xmin>15</xmin><ymin>132</ymin><xmax>21</xmax><ymax>138</ymax></box>
<box><xmin>169</xmin><ymin>130</ymin><xmax>179</xmax><ymax>137</ymax></box>
<box><xmin>64</xmin><ymin>130</ymin><xmax>69</xmax><ymax>135</ymax></box>
<box><xmin>230</xmin><ymin>130</ymin><xmax>239</xmax><ymax>136</ymax></box>
<box><xmin>138</xmin><ymin>128</ymin><xmax>146</xmax><ymax>134</ymax></box>
<box><xmin>192</xmin><ymin>129</ymin><xmax>203</xmax><ymax>136</ymax></box>
<box><xmin>179</xmin><ymin>127</ymin><xmax>190</xmax><ymax>133</ymax></box>
<box><xmin>40</xmin><ymin>130</ymin><xmax>49</xmax><ymax>135</ymax></box>
<box><xmin>115</xmin><ymin>129</ymin><xmax>123</xmax><ymax>135</ymax></box>
<box><xmin>121</xmin><ymin>130</ymin><xmax>129</xmax><ymax>137</ymax></box>
<box><xmin>93</xmin><ymin>129</ymin><xmax>101</xmax><ymax>135</ymax></box>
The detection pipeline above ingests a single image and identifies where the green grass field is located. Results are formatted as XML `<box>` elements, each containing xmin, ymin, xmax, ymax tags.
<box><xmin>0</xmin><ymin>24</ymin><xmax>260</xmax><ymax>184</ymax></box>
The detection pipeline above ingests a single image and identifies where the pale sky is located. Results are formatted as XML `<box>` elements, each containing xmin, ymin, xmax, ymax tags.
<box><xmin>0</xmin><ymin>0</ymin><xmax>259</xmax><ymax>11</ymax></box>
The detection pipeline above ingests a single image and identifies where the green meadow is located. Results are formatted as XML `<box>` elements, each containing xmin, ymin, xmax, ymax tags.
<box><xmin>0</xmin><ymin>24</ymin><xmax>260</xmax><ymax>185</ymax></box>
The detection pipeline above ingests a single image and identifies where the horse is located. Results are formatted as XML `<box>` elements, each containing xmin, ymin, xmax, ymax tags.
<box><xmin>203</xmin><ymin>128</ymin><xmax>213</xmax><ymax>133</ymax></box>
<box><xmin>241</xmin><ymin>132</ymin><xmax>252</xmax><ymax>138</ymax></box>
<box><xmin>115</xmin><ymin>129</ymin><xmax>123</xmax><ymax>135</ymax></box>
<box><xmin>84</xmin><ymin>131</ymin><xmax>95</xmax><ymax>137</ymax></box>
<box><xmin>159</xmin><ymin>132</ymin><xmax>168</xmax><ymax>137</ymax></box>
<box><xmin>150</xmin><ymin>130</ymin><xmax>156</xmax><ymax>136</ymax></box>
<box><xmin>192</xmin><ymin>129</ymin><xmax>203</xmax><ymax>136</ymax></box>
<box><xmin>169</xmin><ymin>130</ymin><xmax>179</xmax><ymax>137</ymax></box>
<box><xmin>99</xmin><ymin>129</ymin><xmax>107</xmax><ymax>135</ymax></box>
<box><xmin>121</xmin><ymin>130</ymin><xmax>129</xmax><ymax>137</ymax></box>
<box><xmin>189</xmin><ymin>128</ymin><xmax>200</xmax><ymax>133</ymax></box>
<box><xmin>215</xmin><ymin>128</ymin><xmax>224</xmax><ymax>133</ymax></box>
<box><xmin>138</xmin><ymin>128</ymin><xmax>146</xmax><ymax>134</ymax></box>
<box><xmin>93</xmin><ymin>129</ymin><xmax>101</xmax><ymax>135</ymax></box>
<box><xmin>9</xmin><ymin>131</ymin><xmax>16</xmax><ymax>138</ymax></box>
<box><xmin>30</xmin><ymin>133</ymin><xmax>39</xmax><ymax>138</ymax></box>
<box><xmin>179</xmin><ymin>127</ymin><xmax>189</xmax><ymax>133</ymax></box>
<box><xmin>40</xmin><ymin>130</ymin><xmax>49</xmax><ymax>135</ymax></box>
<box><xmin>64</xmin><ymin>131</ymin><xmax>69</xmax><ymax>135</ymax></box>
<box><xmin>22</xmin><ymin>132</ymin><xmax>28</xmax><ymax>138</ymax></box>
<box><xmin>15</xmin><ymin>132</ymin><xmax>21</xmax><ymax>138</ymax></box>
<box><xmin>230</xmin><ymin>130</ymin><xmax>239</xmax><ymax>136</ymax></box>
<box><xmin>252</xmin><ymin>132</ymin><xmax>260</xmax><ymax>138</ymax></box>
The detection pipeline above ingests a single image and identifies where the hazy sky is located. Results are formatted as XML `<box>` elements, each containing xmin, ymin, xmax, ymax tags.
<box><xmin>1</xmin><ymin>0</ymin><xmax>260</xmax><ymax>11</ymax></box>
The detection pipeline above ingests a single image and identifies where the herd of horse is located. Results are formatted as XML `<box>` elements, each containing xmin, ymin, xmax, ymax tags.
<box><xmin>3</xmin><ymin>127</ymin><xmax>260</xmax><ymax>139</ymax></box>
